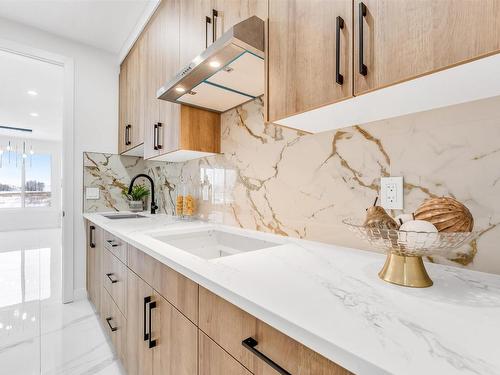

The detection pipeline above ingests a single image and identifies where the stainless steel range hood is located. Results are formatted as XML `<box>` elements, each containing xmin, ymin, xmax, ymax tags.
<box><xmin>157</xmin><ymin>16</ymin><xmax>264</xmax><ymax>113</ymax></box>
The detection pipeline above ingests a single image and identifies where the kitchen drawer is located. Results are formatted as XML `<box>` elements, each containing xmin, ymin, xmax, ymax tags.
<box><xmin>199</xmin><ymin>287</ymin><xmax>352</xmax><ymax>375</ymax></box>
<box><xmin>199</xmin><ymin>330</ymin><xmax>252</xmax><ymax>375</ymax></box>
<box><xmin>103</xmin><ymin>231</ymin><xmax>127</xmax><ymax>263</ymax></box>
<box><xmin>128</xmin><ymin>245</ymin><xmax>198</xmax><ymax>323</ymax></box>
<box><xmin>102</xmin><ymin>247</ymin><xmax>127</xmax><ymax>317</ymax></box>
<box><xmin>101</xmin><ymin>288</ymin><xmax>127</xmax><ymax>366</ymax></box>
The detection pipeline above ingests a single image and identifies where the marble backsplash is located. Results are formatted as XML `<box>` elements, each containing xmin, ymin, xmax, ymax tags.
<box><xmin>83</xmin><ymin>96</ymin><xmax>500</xmax><ymax>275</ymax></box>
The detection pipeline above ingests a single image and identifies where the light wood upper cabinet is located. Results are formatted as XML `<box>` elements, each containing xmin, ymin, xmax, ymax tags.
<box><xmin>267</xmin><ymin>0</ymin><xmax>353</xmax><ymax>123</ymax></box>
<box><xmin>213</xmin><ymin>0</ymin><xmax>268</xmax><ymax>37</ymax></box>
<box><xmin>354</xmin><ymin>0</ymin><xmax>500</xmax><ymax>95</ymax></box>
<box><xmin>119</xmin><ymin>43</ymin><xmax>144</xmax><ymax>154</ymax></box>
<box><xmin>180</xmin><ymin>0</ymin><xmax>214</xmax><ymax>67</ymax></box>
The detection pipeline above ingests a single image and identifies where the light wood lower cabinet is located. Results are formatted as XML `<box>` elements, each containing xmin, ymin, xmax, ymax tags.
<box><xmin>128</xmin><ymin>244</ymin><xmax>199</xmax><ymax>324</ymax></box>
<box><xmin>101</xmin><ymin>288</ymin><xmax>127</xmax><ymax>366</ymax></box>
<box><xmin>199</xmin><ymin>331</ymin><xmax>252</xmax><ymax>375</ymax></box>
<box><xmin>86</xmin><ymin>222</ymin><xmax>102</xmax><ymax>312</ymax></box>
<box><xmin>87</xmin><ymin>223</ymin><xmax>354</xmax><ymax>375</ymax></box>
<box><xmin>126</xmin><ymin>268</ymin><xmax>154</xmax><ymax>375</ymax></box>
<box><xmin>199</xmin><ymin>287</ymin><xmax>353</xmax><ymax>375</ymax></box>
<box><xmin>152</xmin><ymin>291</ymin><xmax>198</xmax><ymax>375</ymax></box>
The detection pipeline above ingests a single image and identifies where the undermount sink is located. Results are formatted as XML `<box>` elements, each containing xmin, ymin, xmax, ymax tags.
<box><xmin>150</xmin><ymin>229</ymin><xmax>282</xmax><ymax>260</ymax></box>
<box><xmin>102</xmin><ymin>213</ymin><xmax>147</xmax><ymax>220</ymax></box>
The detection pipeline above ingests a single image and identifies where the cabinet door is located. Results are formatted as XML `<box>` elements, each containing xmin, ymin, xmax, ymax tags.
<box><xmin>152</xmin><ymin>292</ymin><xmax>198</xmax><ymax>375</ymax></box>
<box><xmin>213</xmin><ymin>0</ymin><xmax>267</xmax><ymax>37</ymax></box>
<box><xmin>126</xmin><ymin>44</ymin><xmax>144</xmax><ymax>150</ymax></box>
<box><xmin>86</xmin><ymin>223</ymin><xmax>102</xmax><ymax>312</ymax></box>
<box><xmin>118</xmin><ymin>60</ymin><xmax>128</xmax><ymax>154</ymax></box>
<box><xmin>142</xmin><ymin>11</ymin><xmax>161</xmax><ymax>160</ymax></box>
<box><xmin>354</xmin><ymin>0</ymin><xmax>500</xmax><ymax>95</ymax></box>
<box><xmin>126</xmin><ymin>269</ymin><xmax>154</xmax><ymax>375</ymax></box>
<box><xmin>268</xmin><ymin>0</ymin><xmax>353</xmax><ymax>123</ymax></box>
<box><xmin>157</xmin><ymin>0</ymin><xmax>182</xmax><ymax>155</ymax></box>
<box><xmin>180</xmin><ymin>0</ymin><xmax>214</xmax><ymax>67</ymax></box>
<box><xmin>199</xmin><ymin>331</ymin><xmax>252</xmax><ymax>375</ymax></box>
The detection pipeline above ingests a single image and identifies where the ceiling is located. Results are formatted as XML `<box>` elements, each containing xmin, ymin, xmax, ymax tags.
<box><xmin>0</xmin><ymin>0</ymin><xmax>157</xmax><ymax>53</ymax></box>
<box><xmin>0</xmin><ymin>49</ymin><xmax>64</xmax><ymax>141</ymax></box>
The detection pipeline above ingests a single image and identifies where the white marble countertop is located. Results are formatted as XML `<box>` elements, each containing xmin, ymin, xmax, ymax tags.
<box><xmin>83</xmin><ymin>212</ymin><xmax>500</xmax><ymax>375</ymax></box>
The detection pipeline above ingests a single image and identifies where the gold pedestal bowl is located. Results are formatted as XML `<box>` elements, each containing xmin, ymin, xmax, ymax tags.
<box><xmin>343</xmin><ymin>219</ymin><xmax>479</xmax><ymax>288</ymax></box>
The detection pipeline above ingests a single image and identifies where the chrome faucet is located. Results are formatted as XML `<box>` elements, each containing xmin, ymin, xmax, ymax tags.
<box><xmin>128</xmin><ymin>174</ymin><xmax>158</xmax><ymax>214</ymax></box>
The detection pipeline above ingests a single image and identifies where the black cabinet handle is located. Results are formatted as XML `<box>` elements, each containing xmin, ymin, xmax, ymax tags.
<box><xmin>106</xmin><ymin>317</ymin><xmax>118</xmax><ymax>332</ymax></box>
<box><xmin>205</xmin><ymin>16</ymin><xmax>212</xmax><ymax>48</ymax></box>
<box><xmin>156</xmin><ymin>123</ymin><xmax>163</xmax><ymax>150</ymax></box>
<box><xmin>358</xmin><ymin>2</ymin><xmax>368</xmax><ymax>76</ymax></box>
<box><xmin>336</xmin><ymin>16</ymin><xmax>344</xmax><ymax>85</ymax></box>
<box><xmin>106</xmin><ymin>239</ymin><xmax>118</xmax><ymax>247</ymax></box>
<box><xmin>153</xmin><ymin>124</ymin><xmax>158</xmax><ymax>150</ymax></box>
<box><xmin>212</xmin><ymin>9</ymin><xmax>219</xmax><ymax>42</ymax></box>
<box><xmin>148</xmin><ymin>300</ymin><xmax>157</xmax><ymax>348</ymax></box>
<box><xmin>124</xmin><ymin>125</ymin><xmax>128</xmax><ymax>146</ymax></box>
<box><xmin>89</xmin><ymin>225</ymin><xmax>96</xmax><ymax>248</ymax></box>
<box><xmin>242</xmin><ymin>337</ymin><xmax>291</xmax><ymax>375</ymax></box>
<box><xmin>106</xmin><ymin>273</ymin><xmax>118</xmax><ymax>284</ymax></box>
<box><xmin>125</xmin><ymin>124</ymin><xmax>132</xmax><ymax>146</ymax></box>
<box><xmin>144</xmin><ymin>296</ymin><xmax>150</xmax><ymax>341</ymax></box>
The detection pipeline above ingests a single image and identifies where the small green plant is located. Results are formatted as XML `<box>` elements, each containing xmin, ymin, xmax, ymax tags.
<box><xmin>122</xmin><ymin>184</ymin><xmax>150</xmax><ymax>201</ymax></box>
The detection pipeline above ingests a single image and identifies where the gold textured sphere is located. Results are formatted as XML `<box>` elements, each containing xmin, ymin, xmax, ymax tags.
<box><xmin>414</xmin><ymin>197</ymin><xmax>473</xmax><ymax>232</ymax></box>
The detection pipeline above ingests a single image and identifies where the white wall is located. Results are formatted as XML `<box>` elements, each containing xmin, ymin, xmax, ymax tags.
<box><xmin>0</xmin><ymin>17</ymin><xmax>119</xmax><ymax>298</ymax></box>
<box><xmin>0</xmin><ymin>136</ymin><xmax>62</xmax><ymax>231</ymax></box>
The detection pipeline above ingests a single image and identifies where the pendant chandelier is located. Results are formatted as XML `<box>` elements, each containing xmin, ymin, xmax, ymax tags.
<box><xmin>0</xmin><ymin>126</ymin><xmax>35</xmax><ymax>168</ymax></box>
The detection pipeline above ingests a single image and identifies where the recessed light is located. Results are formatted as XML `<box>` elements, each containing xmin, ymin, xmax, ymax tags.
<box><xmin>175</xmin><ymin>87</ymin><xmax>186</xmax><ymax>93</ymax></box>
<box><xmin>30</xmin><ymin>113</ymin><xmax>39</xmax><ymax>117</ymax></box>
<box><xmin>27</xmin><ymin>90</ymin><xmax>38</xmax><ymax>96</ymax></box>
<box><xmin>209</xmin><ymin>60</ymin><xmax>221</xmax><ymax>68</ymax></box>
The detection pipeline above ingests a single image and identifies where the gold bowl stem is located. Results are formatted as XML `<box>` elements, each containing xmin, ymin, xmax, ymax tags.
<box><xmin>379</xmin><ymin>252</ymin><xmax>433</xmax><ymax>288</ymax></box>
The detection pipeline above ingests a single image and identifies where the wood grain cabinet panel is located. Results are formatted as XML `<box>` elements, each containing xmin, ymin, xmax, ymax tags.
<box><xmin>128</xmin><ymin>245</ymin><xmax>199</xmax><ymax>324</ymax></box>
<box><xmin>199</xmin><ymin>331</ymin><xmax>253</xmax><ymax>375</ymax></box>
<box><xmin>86</xmin><ymin>222</ymin><xmax>102</xmax><ymax>312</ymax></box>
<box><xmin>268</xmin><ymin>0</ymin><xmax>353</xmax><ymax>123</ymax></box>
<box><xmin>354</xmin><ymin>0</ymin><xmax>500</xmax><ymax>95</ymax></box>
<box><xmin>213</xmin><ymin>0</ymin><xmax>268</xmax><ymax>36</ymax></box>
<box><xmin>126</xmin><ymin>269</ymin><xmax>154</xmax><ymax>375</ymax></box>
<box><xmin>102</xmin><ymin>247</ymin><xmax>127</xmax><ymax>317</ymax></box>
<box><xmin>199</xmin><ymin>287</ymin><xmax>352</xmax><ymax>375</ymax></box>
<box><xmin>180</xmin><ymin>0</ymin><xmax>214</xmax><ymax>67</ymax></box>
<box><xmin>118</xmin><ymin>58</ymin><xmax>128</xmax><ymax>154</ymax></box>
<box><xmin>152</xmin><ymin>292</ymin><xmax>198</xmax><ymax>375</ymax></box>
<box><xmin>101</xmin><ymin>288</ymin><xmax>127</xmax><ymax>366</ymax></box>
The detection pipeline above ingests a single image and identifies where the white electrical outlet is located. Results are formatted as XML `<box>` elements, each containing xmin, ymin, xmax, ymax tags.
<box><xmin>380</xmin><ymin>177</ymin><xmax>403</xmax><ymax>210</ymax></box>
<box><xmin>86</xmin><ymin>187</ymin><xmax>100</xmax><ymax>200</ymax></box>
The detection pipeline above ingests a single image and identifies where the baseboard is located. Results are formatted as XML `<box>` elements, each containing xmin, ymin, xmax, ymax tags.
<box><xmin>73</xmin><ymin>288</ymin><xmax>88</xmax><ymax>301</ymax></box>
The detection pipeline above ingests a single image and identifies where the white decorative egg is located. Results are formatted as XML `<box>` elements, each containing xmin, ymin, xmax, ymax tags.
<box><xmin>395</xmin><ymin>213</ymin><xmax>414</xmax><ymax>225</ymax></box>
<box><xmin>399</xmin><ymin>220</ymin><xmax>438</xmax><ymax>233</ymax></box>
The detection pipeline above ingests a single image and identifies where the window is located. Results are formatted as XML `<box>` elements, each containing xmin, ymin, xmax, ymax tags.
<box><xmin>0</xmin><ymin>153</ymin><xmax>52</xmax><ymax>208</ymax></box>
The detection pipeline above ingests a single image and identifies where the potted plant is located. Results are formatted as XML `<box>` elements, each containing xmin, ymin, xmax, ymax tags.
<box><xmin>122</xmin><ymin>184</ymin><xmax>150</xmax><ymax>212</ymax></box>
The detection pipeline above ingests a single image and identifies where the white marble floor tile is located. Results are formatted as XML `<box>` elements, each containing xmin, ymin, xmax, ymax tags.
<box><xmin>0</xmin><ymin>228</ymin><xmax>123</xmax><ymax>375</ymax></box>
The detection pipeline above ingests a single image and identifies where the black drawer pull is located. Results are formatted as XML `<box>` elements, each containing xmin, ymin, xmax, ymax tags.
<box><xmin>89</xmin><ymin>225</ymin><xmax>96</xmax><ymax>248</ymax></box>
<box><xmin>205</xmin><ymin>16</ymin><xmax>212</xmax><ymax>48</ymax></box>
<box><xmin>212</xmin><ymin>9</ymin><xmax>219</xmax><ymax>42</ymax></box>
<box><xmin>336</xmin><ymin>16</ymin><xmax>344</xmax><ymax>85</ymax></box>
<box><xmin>106</xmin><ymin>273</ymin><xmax>118</xmax><ymax>284</ymax></box>
<box><xmin>358</xmin><ymin>2</ymin><xmax>368</xmax><ymax>76</ymax></box>
<box><xmin>153</xmin><ymin>123</ymin><xmax>158</xmax><ymax>150</ymax></box>
<box><xmin>144</xmin><ymin>296</ymin><xmax>150</xmax><ymax>341</ymax></box>
<box><xmin>106</xmin><ymin>239</ymin><xmax>118</xmax><ymax>247</ymax></box>
<box><xmin>156</xmin><ymin>123</ymin><xmax>163</xmax><ymax>150</ymax></box>
<box><xmin>148</xmin><ymin>300</ymin><xmax>157</xmax><ymax>348</ymax></box>
<box><xmin>242</xmin><ymin>337</ymin><xmax>291</xmax><ymax>375</ymax></box>
<box><xmin>106</xmin><ymin>317</ymin><xmax>118</xmax><ymax>332</ymax></box>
